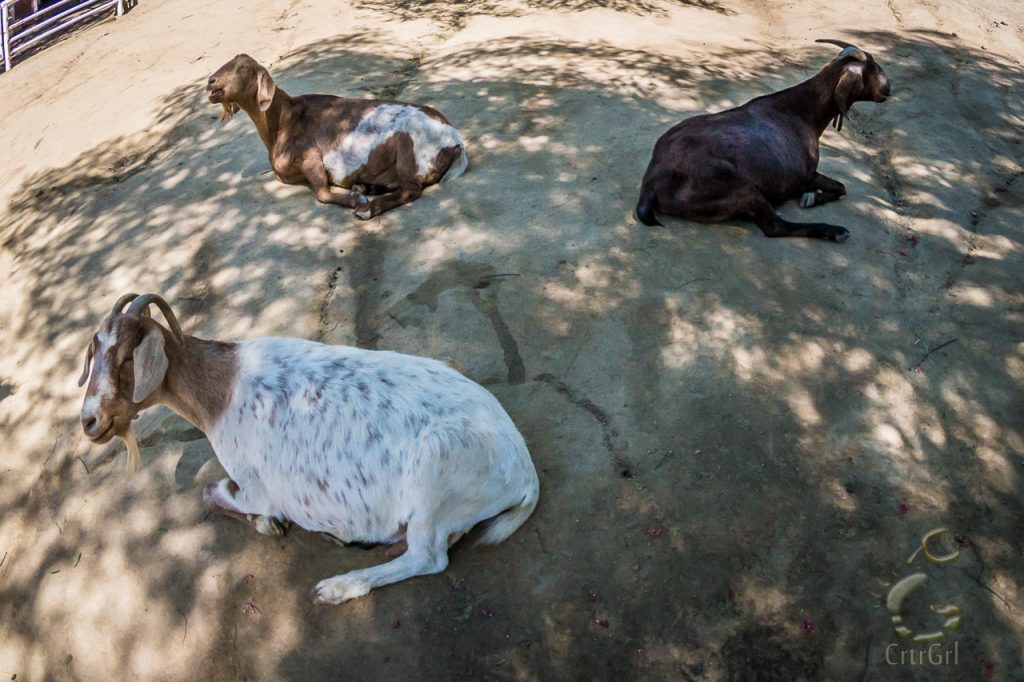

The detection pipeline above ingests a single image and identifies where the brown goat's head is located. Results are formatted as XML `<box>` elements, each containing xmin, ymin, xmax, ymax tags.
<box><xmin>78</xmin><ymin>294</ymin><xmax>184</xmax><ymax>473</ymax></box>
<box><xmin>817</xmin><ymin>39</ymin><xmax>891</xmax><ymax>128</ymax></box>
<box><xmin>206</xmin><ymin>54</ymin><xmax>277</xmax><ymax>121</ymax></box>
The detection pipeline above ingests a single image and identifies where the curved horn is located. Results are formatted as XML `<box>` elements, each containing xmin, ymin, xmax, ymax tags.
<box><xmin>78</xmin><ymin>341</ymin><xmax>94</xmax><ymax>387</ymax></box>
<box><xmin>112</xmin><ymin>293</ymin><xmax>140</xmax><ymax>316</ymax></box>
<box><xmin>125</xmin><ymin>294</ymin><xmax>184</xmax><ymax>342</ymax></box>
<box><xmin>816</xmin><ymin>39</ymin><xmax>868</xmax><ymax>62</ymax></box>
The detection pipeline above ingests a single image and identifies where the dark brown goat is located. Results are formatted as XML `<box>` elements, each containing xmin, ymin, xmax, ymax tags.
<box><xmin>207</xmin><ymin>55</ymin><xmax>468</xmax><ymax>219</ymax></box>
<box><xmin>636</xmin><ymin>40</ymin><xmax>891</xmax><ymax>242</ymax></box>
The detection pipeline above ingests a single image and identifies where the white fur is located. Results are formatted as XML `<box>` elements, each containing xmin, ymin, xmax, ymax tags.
<box><xmin>441</xmin><ymin>145</ymin><xmax>469</xmax><ymax>183</ymax></box>
<box><xmin>206</xmin><ymin>337</ymin><xmax>538</xmax><ymax>603</ymax></box>
<box><xmin>81</xmin><ymin>326</ymin><xmax>117</xmax><ymax>419</ymax></box>
<box><xmin>322</xmin><ymin>104</ymin><xmax>467</xmax><ymax>184</ymax></box>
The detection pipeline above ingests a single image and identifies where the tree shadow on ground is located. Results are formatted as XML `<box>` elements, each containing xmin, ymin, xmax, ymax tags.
<box><xmin>0</xmin><ymin>27</ymin><xmax>1020</xmax><ymax>681</ymax></box>
<box><xmin>354</xmin><ymin>0</ymin><xmax>733</xmax><ymax>31</ymax></box>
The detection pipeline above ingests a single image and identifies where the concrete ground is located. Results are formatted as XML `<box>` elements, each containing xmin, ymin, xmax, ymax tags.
<box><xmin>0</xmin><ymin>0</ymin><xmax>1021</xmax><ymax>679</ymax></box>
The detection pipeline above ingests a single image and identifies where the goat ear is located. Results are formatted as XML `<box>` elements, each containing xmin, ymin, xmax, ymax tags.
<box><xmin>132</xmin><ymin>326</ymin><xmax>168</xmax><ymax>403</ymax></box>
<box><xmin>256</xmin><ymin>67</ymin><xmax>276</xmax><ymax>112</ymax></box>
<box><xmin>78</xmin><ymin>342</ymin><xmax>94</xmax><ymax>387</ymax></box>
<box><xmin>834</xmin><ymin>64</ymin><xmax>864</xmax><ymax>116</ymax></box>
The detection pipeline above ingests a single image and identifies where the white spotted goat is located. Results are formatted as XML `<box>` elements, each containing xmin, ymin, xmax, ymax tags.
<box><xmin>79</xmin><ymin>294</ymin><xmax>539</xmax><ymax>603</ymax></box>
<box><xmin>207</xmin><ymin>54</ymin><xmax>468</xmax><ymax>219</ymax></box>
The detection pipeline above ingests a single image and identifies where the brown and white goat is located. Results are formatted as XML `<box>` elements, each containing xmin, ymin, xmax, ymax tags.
<box><xmin>207</xmin><ymin>54</ymin><xmax>469</xmax><ymax>219</ymax></box>
<box><xmin>636</xmin><ymin>40</ymin><xmax>891</xmax><ymax>242</ymax></box>
<box><xmin>79</xmin><ymin>294</ymin><xmax>539</xmax><ymax>603</ymax></box>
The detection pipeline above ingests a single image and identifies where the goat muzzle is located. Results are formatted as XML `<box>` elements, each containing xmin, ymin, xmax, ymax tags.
<box><xmin>81</xmin><ymin>415</ymin><xmax>111</xmax><ymax>441</ymax></box>
<box><xmin>878</xmin><ymin>78</ymin><xmax>892</xmax><ymax>100</ymax></box>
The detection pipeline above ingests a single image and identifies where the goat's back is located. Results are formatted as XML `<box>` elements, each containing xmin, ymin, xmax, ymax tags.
<box><xmin>207</xmin><ymin>338</ymin><xmax>533</xmax><ymax>540</ymax></box>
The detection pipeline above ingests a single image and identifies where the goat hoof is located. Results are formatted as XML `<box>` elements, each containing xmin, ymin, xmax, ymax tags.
<box><xmin>253</xmin><ymin>515</ymin><xmax>287</xmax><ymax>536</ymax></box>
<box><xmin>353</xmin><ymin>205</ymin><xmax>373</xmax><ymax>220</ymax></box>
<box><xmin>799</xmin><ymin>191</ymin><xmax>818</xmax><ymax>208</ymax></box>
<box><xmin>312</xmin><ymin>574</ymin><xmax>372</xmax><ymax>605</ymax></box>
<box><xmin>830</xmin><ymin>227</ymin><xmax>851</xmax><ymax>243</ymax></box>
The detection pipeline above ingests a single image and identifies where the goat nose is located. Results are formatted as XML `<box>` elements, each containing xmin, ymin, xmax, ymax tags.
<box><xmin>208</xmin><ymin>76</ymin><xmax>217</xmax><ymax>86</ymax></box>
<box><xmin>82</xmin><ymin>415</ymin><xmax>98</xmax><ymax>434</ymax></box>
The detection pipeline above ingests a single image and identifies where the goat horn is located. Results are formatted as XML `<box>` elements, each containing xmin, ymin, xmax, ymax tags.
<box><xmin>125</xmin><ymin>294</ymin><xmax>184</xmax><ymax>342</ymax></box>
<box><xmin>816</xmin><ymin>39</ymin><xmax>868</xmax><ymax>62</ymax></box>
<box><xmin>78</xmin><ymin>341</ymin><xmax>94</xmax><ymax>387</ymax></box>
<box><xmin>112</xmin><ymin>293</ymin><xmax>140</xmax><ymax>316</ymax></box>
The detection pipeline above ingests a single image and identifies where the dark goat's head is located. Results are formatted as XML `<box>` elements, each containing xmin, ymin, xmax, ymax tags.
<box><xmin>206</xmin><ymin>53</ymin><xmax>277</xmax><ymax>120</ymax></box>
<box><xmin>78</xmin><ymin>294</ymin><xmax>183</xmax><ymax>473</ymax></box>
<box><xmin>817</xmin><ymin>39</ymin><xmax>891</xmax><ymax>127</ymax></box>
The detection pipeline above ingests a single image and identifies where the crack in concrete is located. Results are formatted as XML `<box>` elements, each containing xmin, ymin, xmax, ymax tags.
<box><xmin>400</xmin><ymin>261</ymin><xmax>526</xmax><ymax>385</ymax></box>
<box><xmin>473</xmin><ymin>289</ymin><xmax>526</xmax><ymax>385</ymax></box>
<box><xmin>347</xmin><ymin>227</ymin><xmax>387</xmax><ymax>349</ymax></box>
<box><xmin>533</xmin><ymin>372</ymin><xmax>631</xmax><ymax>474</ymax></box>
<box><xmin>531</xmin><ymin>373</ymin><xmax>677</xmax><ymax>536</ymax></box>
<box><xmin>315</xmin><ymin>265</ymin><xmax>343</xmax><ymax>342</ymax></box>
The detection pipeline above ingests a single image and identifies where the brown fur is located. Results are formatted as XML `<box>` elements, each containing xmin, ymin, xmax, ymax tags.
<box><xmin>206</xmin><ymin>54</ymin><xmax>464</xmax><ymax>219</ymax></box>
<box><xmin>636</xmin><ymin>42</ymin><xmax>891</xmax><ymax>242</ymax></box>
<box><xmin>80</xmin><ymin>308</ymin><xmax>238</xmax><ymax>446</ymax></box>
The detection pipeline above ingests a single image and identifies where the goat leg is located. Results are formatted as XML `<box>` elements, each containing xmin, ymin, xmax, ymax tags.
<box><xmin>302</xmin><ymin>162</ymin><xmax>366</xmax><ymax>209</ymax></box>
<box><xmin>353</xmin><ymin>186</ymin><xmax>423</xmax><ymax>220</ymax></box>
<box><xmin>799</xmin><ymin>173</ymin><xmax>847</xmax><ymax>208</ymax></box>
<box><xmin>202</xmin><ymin>478</ymin><xmax>289</xmax><ymax>536</ymax></box>
<box><xmin>745</xmin><ymin>188</ymin><xmax>850</xmax><ymax>242</ymax></box>
<box><xmin>312</xmin><ymin>518</ymin><xmax>448</xmax><ymax>604</ymax></box>
<box><xmin>353</xmin><ymin>132</ymin><xmax>424</xmax><ymax>219</ymax></box>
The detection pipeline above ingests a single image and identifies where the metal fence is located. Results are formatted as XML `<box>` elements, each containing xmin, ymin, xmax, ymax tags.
<box><xmin>1</xmin><ymin>0</ymin><xmax>125</xmax><ymax>72</ymax></box>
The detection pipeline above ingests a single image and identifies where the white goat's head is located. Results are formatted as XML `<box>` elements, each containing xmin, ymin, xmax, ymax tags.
<box><xmin>78</xmin><ymin>294</ymin><xmax>183</xmax><ymax>472</ymax></box>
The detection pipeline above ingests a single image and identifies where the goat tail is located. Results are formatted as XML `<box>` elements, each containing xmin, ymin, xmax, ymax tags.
<box><xmin>475</xmin><ymin>473</ymin><xmax>539</xmax><ymax>546</ymax></box>
<box><xmin>441</xmin><ymin>144</ymin><xmax>469</xmax><ymax>183</ymax></box>
<box><xmin>635</xmin><ymin>183</ymin><xmax>662</xmax><ymax>226</ymax></box>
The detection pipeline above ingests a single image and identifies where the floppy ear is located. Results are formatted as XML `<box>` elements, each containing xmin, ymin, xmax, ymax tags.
<box><xmin>834</xmin><ymin>63</ymin><xmax>864</xmax><ymax>116</ymax></box>
<box><xmin>256</xmin><ymin>66</ymin><xmax>276</xmax><ymax>112</ymax></box>
<box><xmin>78</xmin><ymin>342</ymin><xmax>94</xmax><ymax>387</ymax></box>
<box><xmin>132</xmin><ymin>326</ymin><xmax>168</xmax><ymax>403</ymax></box>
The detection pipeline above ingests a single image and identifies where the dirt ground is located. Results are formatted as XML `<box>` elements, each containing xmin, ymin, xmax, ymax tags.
<box><xmin>0</xmin><ymin>0</ymin><xmax>1021</xmax><ymax>679</ymax></box>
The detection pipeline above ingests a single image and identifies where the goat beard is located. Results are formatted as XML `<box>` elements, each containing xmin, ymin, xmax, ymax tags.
<box><xmin>120</xmin><ymin>429</ymin><xmax>142</xmax><ymax>474</ymax></box>
<box><xmin>220</xmin><ymin>102</ymin><xmax>240</xmax><ymax>121</ymax></box>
